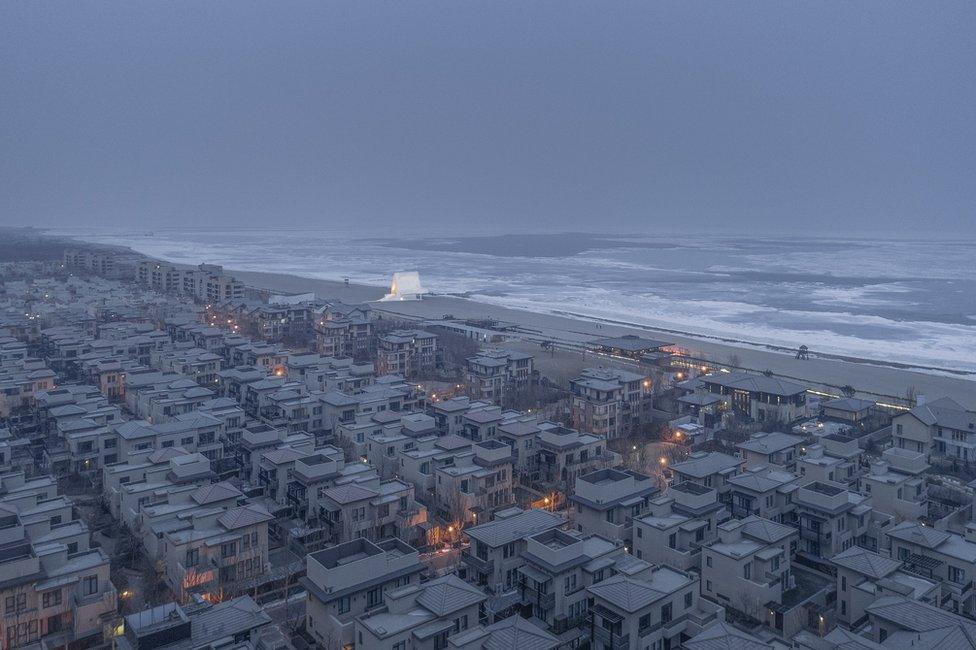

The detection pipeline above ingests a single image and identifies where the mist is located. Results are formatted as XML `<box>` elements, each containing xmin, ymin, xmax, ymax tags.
<box><xmin>1</xmin><ymin>1</ymin><xmax>974</xmax><ymax>236</ymax></box>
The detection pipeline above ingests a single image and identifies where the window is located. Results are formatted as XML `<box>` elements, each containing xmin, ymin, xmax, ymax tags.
<box><xmin>337</xmin><ymin>596</ymin><xmax>351</xmax><ymax>614</ymax></box>
<box><xmin>564</xmin><ymin>574</ymin><xmax>577</xmax><ymax>593</ymax></box>
<box><xmin>706</xmin><ymin>555</ymin><xmax>712</xmax><ymax>568</ymax></box>
<box><xmin>221</xmin><ymin>542</ymin><xmax>236</xmax><ymax>558</ymax></box>
<box><xmin>185</xmin><ymin>548</ymin><xmax>199</xmax><ymax>567</ymax></box>
<box><xmin>452</xmin><ymin>615</ymin><xmax>468</xmax><ymax>632</ymax></box>
<box><xmin>684</xmin><ymin>591</ymin><xmax>693</xmax><ymax>609</ymax></box>
<box><xmin>636</xmin><ymin>527</ymin><xmax>642</xmax><ymax>539</ymax></box>
<box><xmin>661</xmin><ymin>602</ymin><xmax>672</xmax><ymax>624</ymax></box>
<box><xmin>897</xmin><ymin>547</ymin><xmax>909</xmax><ymax>561</ymax></box>
<box><xmin>367</xmin><ymin>587</ymin><xmax>383</xmax><ymax>607</ymax></box>
<box><xmin>42</xmin><ymin>590</ymin><xmax>63</xmax><ymax>608</ymax></box>
<box><xmin>841</xmin><ymin>575</ymin><xmax>847</xmax><ymax>591</ymax></box>
<box><xmin>639</xmin><ymin>613</ymin><xmax>651</xmax><ymax>630</ymax></box>
<box><xmin>393</xmin><ymin>642</ymin><xmax>407</xmax><ymax>650</ymax></box>
<box><xmin>104</xmin><ymin>438</ymin><xmax>117</xmax><ymax>449</ymax></box>
<box><xmin>949</xmin><ymin>565</ymin><xmax>967</xmax><ymax>584</ymax></box>
<box><xmin>841</xmin><ymin>600</ymin><xmax>847</xmax><ymax>615</ymax></box>
<box><xmin>743</xmin><ymin>563</ymin><xmax>751</xmax><ymax>580</ymax></box>
<box><xmin>668</xmin><ymin>533</ymin><xmax>676</xmax><ymax>549</ymax></box>
<box><xmin>83</xmin><ymin>575</ymin><xmax>98</xmax><ymax>596</ymax></box>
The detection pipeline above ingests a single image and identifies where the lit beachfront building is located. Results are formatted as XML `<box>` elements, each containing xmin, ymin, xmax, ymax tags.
<box><xmin>375</xmin><ymin>330</ymin><xmax>438</xmax><ymax>379</ymax></box>
<box><xmin>700</xmin><ymin>516</ymin><xmax>806</xmax><ymax>637</ymax></box>
<box><xmin>891</xmin><ymin>396</ymin><xmax>976</xmax><ymax>462</ymax></box>
<box><xmin>303</xmin><ymin>538</ymin><xmax>426</xmax><ymax>650</ymax></box>
<box><xmin>632</xmin><ymin>481</ymin><xmax>726</xmax><ymax>571</ymax></box>
<box><xmin>569</xmin><ymin>469</ymin><xmax>657</xmax><ymax>546</ymax></box>
<box><xmin>464</xmin><ymin>349</ymin><xmax>536</xmax><ymax>404</ymax></box>
<box><xmin>381</xmin><ymin>271</ymin><xmax>428</xmax><ymax>301</ymax></box>
<box><xmin>586</xmin><ymin>564</ymin><xmax>723</xmax><ymax>650</ymax></box>
<box><xmin>462</xmin><ymin>508</ymin><xmax>566</xmax><ymax>595</ymax></box>
<box><xmin>697</xmin><ymin>371</ymin><xmax>809</xmax><ymax>424</ymax></box>
<box><xmin>570</xmin><ymin>367</ymin><xmax>653</xmax><ymax>439</ymax></box>
<box><xmin>831</xmin><ymin>545</ymin><xmax>938</xmax><ymax>629</ymax></box>
<box><xmin>736</xmin><ymin>431</ymin><xmax>806</xmax><ymax>472</ymax></box>
<box><xmin>885</xmin><ymin>520</ymin><xmax>976</xmax><ymax>618</ymax></box>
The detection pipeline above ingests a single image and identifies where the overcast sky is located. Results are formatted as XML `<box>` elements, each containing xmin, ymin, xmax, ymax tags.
<box><xmin>2</xmin><ymin>2</ymin><xmax>974</xmax><ymax>235</ymax></box>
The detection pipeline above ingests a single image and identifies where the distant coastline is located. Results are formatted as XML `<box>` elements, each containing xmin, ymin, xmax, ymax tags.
<box><xmin>32</xmin><ymin>228</ymin><xmax>976</xmax><ymax>408</ymax></box>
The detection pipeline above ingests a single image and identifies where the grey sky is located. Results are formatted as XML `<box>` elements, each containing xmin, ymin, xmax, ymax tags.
<box><xmin>2</xmin><ymin>2</ymin><xmax>974</xmax><ymax>235</ymax></box>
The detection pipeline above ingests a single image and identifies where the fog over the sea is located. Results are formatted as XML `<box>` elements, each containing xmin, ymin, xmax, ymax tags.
<box><xmin>1</xmin><ymin>2</ymin><xmax>974</xmax><ymax>235</ymax></box>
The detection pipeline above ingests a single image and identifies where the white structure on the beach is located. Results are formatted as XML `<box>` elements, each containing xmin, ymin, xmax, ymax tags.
<box><xmin>380</xmin><ymin>271</ymin><xmax>427</xmax><ymax>301</ymax></box>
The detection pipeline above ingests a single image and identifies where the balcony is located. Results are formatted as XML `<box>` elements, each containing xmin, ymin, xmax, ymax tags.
<box><xmin>592</xmin><ymin>626</ymin><xmax>630</xmax><ymax>650</ymax></box>
<box><xmin>520</xmin><ymin>584</ymin><xmax>555</xmax><ymax>609</ymax></box>
<box><xmin>461</xmin><ymin>550</ymin><xmax>493</xmax><ymax>574</ymax></box>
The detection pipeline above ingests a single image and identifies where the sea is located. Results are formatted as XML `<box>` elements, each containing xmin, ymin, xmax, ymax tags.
<box><xmin>53</xmin><ymin>228</ymin><xmax>976</xmax><ymax>374</ymax></box>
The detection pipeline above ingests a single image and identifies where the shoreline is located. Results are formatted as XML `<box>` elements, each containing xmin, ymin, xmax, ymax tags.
<box><xmin>230</xmin><ymin>269</ymin><xmax>976</xmax><ymax>409</ymax></box>
<box><xmin>38</xmin><ymin>231</ymin><xmax>976</xmax><ymax>408</ymax></box>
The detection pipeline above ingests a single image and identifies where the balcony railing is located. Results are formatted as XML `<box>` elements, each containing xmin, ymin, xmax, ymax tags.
<box><xmin>592</xmin><ymin>626</ymin><xmax>630</xmax><ymax>650</ymax></box>
<box><xmin>520</xmin><ymin>584</ymin><xmax>555</xmax><ymax>609</ymax></box>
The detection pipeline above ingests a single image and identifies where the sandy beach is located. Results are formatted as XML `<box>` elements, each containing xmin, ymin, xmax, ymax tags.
<box><xmin>232</xmin><ymin>269</ymin><xmax>976</xmax><ymax>409</ymax></box>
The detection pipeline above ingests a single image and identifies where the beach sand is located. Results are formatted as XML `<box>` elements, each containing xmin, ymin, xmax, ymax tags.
<box><xmin>232</xmin><ymin>269</ymin><xmax>976</xmax><ymax>409</ymax></box>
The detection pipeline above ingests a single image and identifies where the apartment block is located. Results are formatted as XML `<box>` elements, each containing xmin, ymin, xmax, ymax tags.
<box><xmin>462</xmin><ymin>508</ymin><xmax>565</xmax><ymax>595</ymax></box>
<box><xmin>570</xmin><ymin>367</ymin><xmax>652</xmax><ymax>439</ymax></box>
<box><xmin>376</xmin><ymin>330</ymin><xmax>438</xmax><ymax>378</ymax></box>
<box><xmin>586</xmin><ymin>565</ymin><xmax>722</xmax><ymax>650</ymax></box>
<box><xmin>633</xmin><ymin>481</ymin><xmax>726</xmax><ymax>571</ymax></box>
<box><xmin>464</xmin><ymin>349</ymin><xmax>535</xmax><ymax>404</ymax></box>
<box><xmin>886</xmin><ymin>520</ymin><xmax>976</xmax><ymax>618</ymax></box>
<box><xmin>832</xmin><ymin>545</ymin><xmax>938</xmax><ymax>628</ymax></box>
<box><xmin>303</xmin><ymin>538</ymin><xmax>426</xmax><ymax>649</ymax></box>
<box><xmin>736</xmin><ymin>431</ymin><xmax>806</xmax><ymax>471</ymax></box>
<box><xmin>517</xmin><ymin>529</ymin><xmax>630</xmax><ymax>640</ymax></box>
<box><xmin>569</xmin><ymin>468</ymin><xmax>657</xmax><ymax>545</ymax></box>
<box><xmin>353</xmin><ymin>575</ymin><xmax>487</xmax><ymax>650</ymax></box>
<box><xmin>701</xmin><ymin>516</ymin><xmax>805</xmax><ymax>636</ymax></box>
